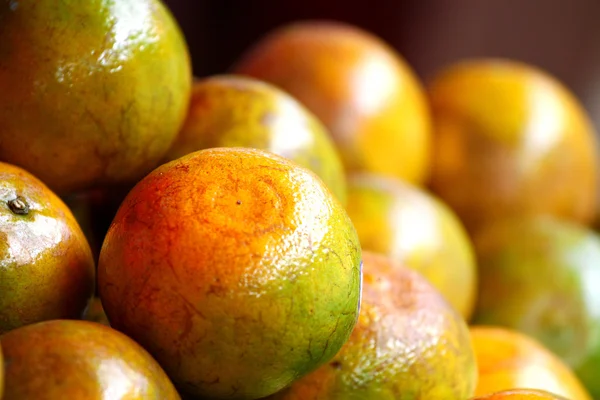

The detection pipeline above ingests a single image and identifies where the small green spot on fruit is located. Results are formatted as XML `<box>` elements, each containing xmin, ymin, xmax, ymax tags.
<box><xmin>8</xmin><ymin>196</ymin><xmax>29</xmax><ymax>215</ymax></box>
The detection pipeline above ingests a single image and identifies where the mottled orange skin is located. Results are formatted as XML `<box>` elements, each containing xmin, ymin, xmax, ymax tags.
<box><xmin>471</xmin><ymin>326</ymin><xmax>591</xmax><ymax>399</ymax></box>
<box><xmin>428</xmin><ymin>59</ymin><xmax>599</xmax><ymax>233</ymax></box>
<box><xmin>473</xmin><ymin>389</ymin><xmax>569</xmax><ymax>400</ymax></box>
<box><xmin>0</xmin><ymin>162</ymin><xmax>95</xmax><ymax>334</ymax></box>
<box><xmin>98</xmin><ymin>147</ymin><xmax>362</xmax><ymax>400</ymax></box>
<box><xmin>0</xmin><ymin>0</ymin><xmax>192</xmax><ymax>194</ymax></box>
<box><xmin>268</xmin><ymin>251</ymin><xmax>477</xmax><ymax>399</ymax></box>
<box><xmin>165</xmin><ymin>74</ymin><xmax>347</xmax><ymax>204</ymax></box>
<box><xmin>233</xmin><ymin>21</ymin><xmax>432</xmax><ymax>185</ymax></box>
<box><xmin>345</xmin><ymin>173</ymin><xmax>477</xmax><ymax>320</ymax></box>
<box><xmin>0</xmin><ymin>320</ymin><xmax>180</xmax><ymax>399</ymax></box>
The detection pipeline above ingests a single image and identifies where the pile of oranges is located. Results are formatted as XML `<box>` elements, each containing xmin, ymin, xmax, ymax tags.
<box><xmin>1</xmin><ymin>2</ymin><xmax>599</xmax><ymax>400</ymax></box>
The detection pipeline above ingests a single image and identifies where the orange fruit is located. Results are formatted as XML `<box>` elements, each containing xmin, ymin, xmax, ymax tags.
<box><xmin>233</xmin><ymin>20</ymin><xmax>432</xmax><ymax>185</ymax></box>
<box><xmin>98</xmin><ymin>147</ymin><xmax>363</xmax><ymax>399</ymax></box>
<box><xmin>0</xmin><ymin>320</ymin><xmax>180</xmax><ymax>399</ymax></box>
<box><xmin>0</xmin><ymin>0</ymin><xmax>192</xmax><ymax>193</ymax></box>
<box><xmin>473</xmin><ymin>389</ymin><xmax>569</xmax><ymax>399</ymax></box>
<box><xmin>471</xmin><ymin>326</ymin><xmax>591</xmax><ymax>399</ymax></box>
<box><xmin>427</xmin><ymin>59</ymin><xmax>598</xmax><ymax>232</ymax></box>
<box><xmin>472</xmin><ymin>215</ymin><xmax>600</xmax><ymax>397</ymax></box>
<box><xmin>164</xmin><ymin>74</ymin><xmax>347</xmax><ymax>204</ymax></box>
<box><xmin>269</xmin><ymin>251</ymin><xmax>477</xmax><ymax>399</ymax></box>
<box><xmin>345</xmin><ymin>173</ymin><xmax>476</xmax><ymax>319</ymax></box>
<box><xmin>0</xmin><ymin>162</ymin><xmax>95</xmax><ymax>334</ymax></box>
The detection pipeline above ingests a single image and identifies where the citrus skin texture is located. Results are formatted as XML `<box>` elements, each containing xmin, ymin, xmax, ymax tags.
<box><xmin>473</xmin><ymin>389</ymin><xmax>569</xmax><ymax>400</ymax></box>
<box><xmin>268</xmin><ymin>251</ymin><xmax>477</xmax><ymax>399</ymax></box>
<box><xmin>233</xmin><ymin>21</ymin><xmax>432</xmax><ymax>185</ymax></box>
<box><xmin>472</xmin><ymin>216</ymin><xmax>600</xmax><ymax>398</ymax></box>
<box><xmin>0</xmin><ymin>162</ymin><xmax>95</xmax><ymax>334</ymax></box>
<box><xmin>0</xmin><ymin>320</ymin><xmax>181</xmax><ymax>399</ymax></box>
<box><xmin>98</xmin><ymin>147</ymin><xmax>362</xmax><ymax>399</ymax></box>
<box><xmin>345</xmin><ymin>173</ymin><xmax>476</xmax><ymax>319</ymax></box>
<box><xmin>165</xmin><ymin>75</ymin><xmax>347</xmax><ymax>205</ymax></box>
<box><xmin>428</xmin><ymin>59</ymin><xmax>599</xmax><ymax>232</ymax></box>
<box><xmin>0</xmin><ymin>0</ymin><xmax>192</xmax><ymax>194</ymax></box>
<box><xmin>471</xmin><ymin>326</ymin><xmax>591</xmax><ymax>399</ymax></box>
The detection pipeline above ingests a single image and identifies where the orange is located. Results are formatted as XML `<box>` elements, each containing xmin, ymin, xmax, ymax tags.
<box><xmin>473</xmin><ymin>389</ymin><xmax>569</xmax><ymax>399</ymax></box>
<box><xmin>98</xmin><ymin>147</ymin><xmax>362</xmax><ymax>399</ymax></box>
<box><xmin>233</xmin><ymin>20</ymin><xmax>432</xmax><ymax>185</ymax></box>
<box><xmin>0</xmin><ymin>0</ymin><xmax>192</xmax><ymax>193</ymax></box>
<box><xmin>0</xmin><ymin>320</ymin><xmax>180</xmax><ymax>399</ymax></box>
<box><xmin>0</xmin><ymin>162</ymin><xmax>95</xmax><ymax>334</ymax></box>
<box><xmin>345</xmin><ymin>173</ymin><xmax>476</xmax><ymax>319</ymax></box>
<box><xmin>471</xmin><ymin>326</ymin><xmax>591</xmax><ymax>399</ymax></box>
<box><xmin>427</xmin><ymin>59</ymin><xmax>598</xmax><ymax>232</ymax></box>
<box><xmin>164</xmin><ymin>74</ymin><xmax>347</xmax><ymax>204</ymax></box>
<box><xmin>472</xmin><ymin>215</ymin><xmax>600</xmax><ymax>397</ymax></box>
<box><xmin>269</xmin><ymin>251</ymin><xmax>477</xmax><ymax>399</ymax></box>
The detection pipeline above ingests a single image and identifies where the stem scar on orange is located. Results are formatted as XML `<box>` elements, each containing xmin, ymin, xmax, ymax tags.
<box><xmin>98</xmin><ymin>147</ymin><xmax>363</xmax><ymax>400</ymax></box>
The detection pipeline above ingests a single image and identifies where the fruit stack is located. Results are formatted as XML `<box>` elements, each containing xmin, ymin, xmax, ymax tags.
<box><xmin>0</xmin><ymin>2</ymin><xmax>598</xmax><ymax>400</ymax></box>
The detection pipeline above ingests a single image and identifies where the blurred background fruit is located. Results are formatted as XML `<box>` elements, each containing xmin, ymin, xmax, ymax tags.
<box><xmin>345</xmin><ymin>173</ymin><xmax>476</xmax><ymax>319</ymax></box>
<box><xmin>471</xmin><ymin>326</ymin><xmax>591</xmax><ymax>399</ymax></box>
<box><xmin>233</xmin><ymin>21</ymin><xmax>432</xmax><ymax>186</ymax></box>
<box><xmin>98</xmin><ymin>148</ymin><xmax>362</xmax><ymax>399</ymax></box>
<box><xmin>0</xmin><ymin>0</ymin><xmax>192</xmax><ymax>194</ymax></box>
<box><xmin>269</xmin><ymin>251</ymin><xmax>477</xmax><ymax>399</ymax></box>
<box><xmin>473</xmin><ymin>389</ymin><xmax>570</xmax><ymax>400</ymax></box>
<box><xmin>162</xmin><ymin>0</ymin><xmax>600</xmax><ymax>133</ymax></box>
<box><xmin>472</xmin><ymin>215</ymin><xmax>600</xmax><ymax>397</ymax></box>
<box><xmin>0</xmin><ymin>320</ymin><xmax>180</xmax><ymax>399</ymax></box>
<box><xmin>164</xmin><ymin>74</ymin><xmax>347</xmax><ymax>204</ymax></box>
<box><xmin>427</xmin><ymin>59</ymin><xmax>599</xmax><ymax>233</ymax></box>
<box><xmin>0</xmin><ymin>162</ymin><xmax>95</xmax><ymax>335</ymax></box>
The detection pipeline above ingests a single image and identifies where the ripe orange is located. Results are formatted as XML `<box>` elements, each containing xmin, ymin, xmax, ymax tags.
<box><xmin>233</xmin><ymin>20</ymin><xmax>432</xmax><ymax>185</ymax></box>
<box><xmin>0</xmin><ymin>0</ymin><xmax>192</xmax><ymax>193</ymax></box>
<box><xmin>471</xmin><ymin>326</ymin><xmax>590</xmax><ymax>399</ymax></box>
<box><xmin>427</xmin><ymin>59</ymin><xmax>598</xmax><ymax>232</ymax></box>
<box><xmin>0</xmin><ymin>320</ymin><xmax>180</xmax><ymax>399</ymax></box>
<box><xmin>345</xmin><ymin>173</ymin><xmax>477</xmax><ymax>319</ymax></box>
<box><xmin>98</xmin><ymin>147</ymin><xmax>362</xmax><ymax>399</ymax></box>
<box><xmin>0</xmin><ymin>162</ymin><xmax>95</xmax><ymax>334</ymax></box>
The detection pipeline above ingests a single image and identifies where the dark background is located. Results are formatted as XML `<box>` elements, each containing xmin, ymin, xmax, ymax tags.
<box><xmin>163</xmin><ymin>0</ymin><xmax>600</xmax><ymax>129</ymax></box>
